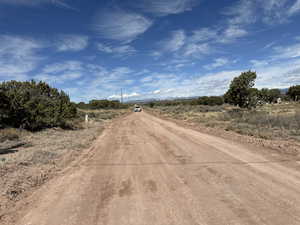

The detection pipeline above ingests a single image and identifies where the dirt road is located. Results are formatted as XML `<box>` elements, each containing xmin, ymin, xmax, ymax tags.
<box><xmin>15</xmin><ymin>112</ymin><xmax>300</xmax><ymax>225</ymax></box>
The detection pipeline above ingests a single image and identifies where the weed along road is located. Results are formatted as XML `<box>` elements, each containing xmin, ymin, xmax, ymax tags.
<box><xmin>16</xmin><ymin>112</ymin><xmax>300</xmax><ymax>225</ymax></box>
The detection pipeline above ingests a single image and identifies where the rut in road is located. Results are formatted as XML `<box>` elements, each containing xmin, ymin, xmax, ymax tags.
<box><xmin>16</xmin><ymin>112</ymin><xmax>300</xmax><ymax>225</ymax></box>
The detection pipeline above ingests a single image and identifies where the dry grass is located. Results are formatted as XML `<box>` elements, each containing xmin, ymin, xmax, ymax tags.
<box><xmin>149</xmin><ymin>102</ymin><xmax>300</xmax><ymax>141</ymax></box>
<box><xmin>0</xmin><ymin>128</ymin><xmax>21</xmax><ymax>142</ymax></box>
<box><xmin>0</xmin><ymin>108</ymin><xmax>129</xmax><ymax>217</ymax></box>
<box><xmin>78</xmin><ymin>108</ymin><xmax>129</xmax><ymax>121</ymax></box>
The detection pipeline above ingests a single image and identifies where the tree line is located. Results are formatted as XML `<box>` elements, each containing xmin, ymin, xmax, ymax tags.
<box><xmin>224</xmin><ymin>71</ymin><xmax>299</xmax><ymax>108</ymax></box>
<box><xmin>0</xmin><ymin>81</ymin><xmax>129</xmax><ymax>130</ymax></box>
<box><xmin>147</xmin><ymin>71</ymin><xmax>299</xmax><ymax>108</ymax></box>
<box><xmin>77</xmin><ymin>100</ymin><xmax>128</xmax><ymax>110</ymax></box>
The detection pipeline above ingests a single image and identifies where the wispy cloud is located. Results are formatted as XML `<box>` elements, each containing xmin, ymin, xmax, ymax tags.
<box><xmin>254</xmin><ymin>58</ymin><xmax>300</xmax><ymax>88</ymax></box>
<box><xmin>218</xmin><ymin>25</ymin><xmax>248</xmax><ymax>43</ymax></box>
<box><xmin>133</xmin><ymin>58</ymin><xmax>300</xmax><ymax>100</ymax></box>
<box><xmin>260</xmin><ymin>0</ymin><xmax>290</xmax><ymax>24</ymax></box>
<box><xmin>154</xmin><ymin>24</ymin><xmax>246</xmax><ymax>61</ymax></box>
<box><xmin>42</xmin><ymin>61</ymin><xmax>82</xmax><ymax>74</ymax></box>
<box><xmin>182</xmin><ymin>43</ymin><xmax>211</xmax><ymax>57</ymax></box>
<box><xmin>55</xmin><ymin>35</ymin><xmax>89</xmax><ymax>52</ymax></box>
<box><xmin>0</xmin><ymin>0</ymin><xmax>74</xmax><ymax>9</ymax></box>
<box><xmin>273</xmin><ymin>43</ymin><xmax>300</xmax><ymax>59</ymax></box>
<box><xmin>35</xmin><ymin>72</ymin><xmax>82</xmax><ymax>84</ymax></box>
<box><xmin>289</xmin><ymin>0</ymin><xmax>300</xmax><ymax>15</ymax></box>
<box><xmin>224</xmin><ymin>0</ymin><xmax>300</xmax><ymax>26</ymax></box>
<box><xmin>224</xmin><ymin>0</ymin><xmax>256</xmax><ymax>26</ymax></box>
<box><xmin>250</xmin><ymin>59</ymin><xmax>269</xmax><ymax>68</ymax></box>
<box><xmin>130</xmin><ymin>0</ymin><xmax>200</xmax><ymax>16</ymax></box>
<box><xmin>35</xmin><ymin>60</ymin><xmax>83</xmax><ymax>84</ymax></box>
<box><xmin>190</xmin><ymin>28</ymin><xmax>218</xmax><ymax>42</ymax></box>
<box><xmin>93</xmin><ymin>9</ymin><xmax>153</xmax><ymax>43</ymax></box>
<box><xmin>156</xmin><ymin>29</ymin><xmax>213</xmax><ymax>59</ymax></box>
<box><xmin>160</xmin><ymin>30</ymin><xmax>186</xmax><ymax>52</ymax></box>
<box><xmin>108</xmin><ymin>92</ymin><xmax>140</xmax><ymax>99</ymax></box>
<box><xmin>204</xmin><ymin>58</ymin><xmax>230</xmax><ymax>70</ymax></box>
<box><xmin>0</xmin><ymin>35</ymin><xmax>44</xmax><ymax>81</ymax></box>
<box><xmin>96</xmin><ymin>43</ymin><xmax>136</xmax><ymax>56</ymax></box>
<box><xmin>263</xmin><ymin>41</ymin><xmax>276</xmax><ymax>49</ymax></box>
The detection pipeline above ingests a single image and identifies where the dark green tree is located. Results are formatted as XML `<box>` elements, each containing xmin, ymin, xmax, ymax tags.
<box><xmin>0</xmin><ymin>90</ymin><xmax>10</xmax><ymax>127</ymax></box>
<box><xmin>287</xmin><ymin>85</ymin><xmax>300</xmax><ymax>101</ymax></box>
<box><xmin>149</xmin><ymin>102</ymin><xmax>155</xmax><ymax>108</ymax></box>
<box><xmin>259</xmin><ymin>88</ymin><xmax>281</xmax><ymax>103</ymax></box>
<box><xmin>0</xmin><ymin>80</ymin><xmax>77</xmax><ymax>130</ymax></box>
<box><xmin>224</xmin><ymin>71</ymin><xmax>257</xmax><ymax>108</ymax></box>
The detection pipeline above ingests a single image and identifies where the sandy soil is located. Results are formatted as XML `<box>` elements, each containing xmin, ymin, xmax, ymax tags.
<box><xmin>6</xmin><ymin>112</ymin><xmax>300</xmax><ymax>225</ymax></box>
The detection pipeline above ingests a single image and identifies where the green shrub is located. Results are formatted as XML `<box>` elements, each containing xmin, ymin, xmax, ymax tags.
<box><xmin>77</xmin><ymin>100</ymin><xmax>128</xmax><ymax>109</ymax></box>
<box><xmin>258</xmin><ymin>88</ymin><xmax>281</xmax><ymax>103</ymax></box>
<box><xmin>0</xmin><ymin>80</ymin><xmax>77</xmax><ymax>131</ymax></box>
<box><xmin>287</xmin><ymin>85</ymin><xmax>300</xmax><ymax>101</ymax></box>
<box><xmin>197</xmin><ymin>96</ymin><xmax>224</xmax><ymax>106</ymax></box>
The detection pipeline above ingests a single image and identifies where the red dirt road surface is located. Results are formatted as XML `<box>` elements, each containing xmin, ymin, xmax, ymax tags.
<box><xmin>14</xmin><ymin>112</ymin><xmax>300</xmax><ymax>225</ymax></box>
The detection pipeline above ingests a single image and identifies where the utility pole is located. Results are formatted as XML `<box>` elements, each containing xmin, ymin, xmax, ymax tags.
<box><xmin>121</xmin><ymin>88</ymin><xmax>123</xmax><ymax>103</ymax></box>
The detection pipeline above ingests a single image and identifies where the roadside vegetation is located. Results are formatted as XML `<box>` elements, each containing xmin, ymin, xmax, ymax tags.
<box><xmin>77</xmin><ymin>99</ymin><xmax>128</xmax><ymax>110</ymax></box>
<box><xmin>0</xmin><ymin>80</ymin><xmax>130</xmax><ymax>217</ymax></box>
<box><xmin>149</xmin><ymin>103</ymin><xmax>300</xmax><ymax>141</ymax></box>
<box><xmin>146</xmin><ymin>71</ymin><xmax>300</xmax><ymax>141</ymax></box>
<box><xmin>0</xmin><ymin>80</ymin><xmax>77</xmax><ymax>131</ymax></box>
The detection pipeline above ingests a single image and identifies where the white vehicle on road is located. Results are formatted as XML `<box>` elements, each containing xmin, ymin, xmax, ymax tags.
<box><xmin>133</xmin><ymin>105</ymin><xmax>142</xmax><ymax>112</ymax></box>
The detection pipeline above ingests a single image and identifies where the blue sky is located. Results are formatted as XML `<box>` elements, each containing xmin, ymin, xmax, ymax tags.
<box><xmin>1</xmin><ymin>0</ymin><xmax>300</xmax><ymax>102</ymax></box>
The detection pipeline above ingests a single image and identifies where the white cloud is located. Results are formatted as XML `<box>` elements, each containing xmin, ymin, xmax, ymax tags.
<box><xmin>192</xmin><ymin>70</ymin><xmax>241</xmax><ymax>95</ymax></box>
<box><xmin>182</xmin><ymin>43</ymin><xmax>211</xmax><ymax>57</ymax></box>
<box><xmin>289</xmin><ymin>0</ymin><xmax>300</xmax><ymax>15</ymax></box>
<box><xmin>55</xmin><ymin>35</ymin><xmax>88</xmax><ymax>52</ymax></box>
<box><xmin>130</xmin><ymin>0</ymin><xmax>199</xmax><ymax>16</ymax></box>
<box><xmin>250</xmin><ymin>59</ymin><xmax>269</xmax><ymax>67</ymax></box>
<box><xmin>224</xmin><ymin>0</ymin><xmax>299</xmax><ymax>26</ymax></box>
<box><xmin>260</xmin><ymin>0</ymin><xmax>290</xmax><ymax>24</ymax></box>
<box><xmin>224</xmin><ymin>0</ymin><xmax>257</xmax><ymax>25</ymax></box>
<box><xmin>219</xmin><ymin>25</ymin><xmax>248</xmax><ymax>43</ymax></box>
<box><xmin>36</xmin><ymin>60</ymin><xmax>83</xmax><ymax>84</ymax></box>
<box><xmin>108</xmin><ymin>92</ymin><xmax>140</xmax><ymax>99</ymax></box>
<box><xmin>204</xmin><ymin>58</ymin><xmax>229</xmax><ymax>70</ymax></box>
<box><xmin>190</xmin><ymin>28</ymin><xmax>218</xmax><ymax>42</ymax></box>
<box><xmin>273</xmin><ymin>43</ymin><xmax>300</xmax><ymax>59</ymax></box>
<box><xmin>0</xmin><ymin>35</ymin><xmax>44</xmax><ymax>81</ymax></box>
<box><xmin>88</xmin><ymin>66</ymin><xmax>134</xmax><ymax>92</ymax></box>
<box><xmin>161</xmin><ymin>30</ymin><xmax>186</xmax><ymax>52</ymax></box>
<box><xmin>96</xmin><ymin>43</ymin><xmax>136</xmax><ymax>56</ymax></box>
<box><xmin>255</xmin><ymin>58</ymin><xmax>300</xmax><ymax>88</ymax></box>
<box><xmin>150</xmin><ymin>51</ymin><xmax>162</xmax><ymax>59</ymax></box>
<box><xmin>42</xmin><ymin>61</ymin><xmax>82</xmax><ymax>74</ymax></box>
<box><xmin>0</xmin><ymin>0</ymin><xmax>74</xmax><ymax>9</ymax></box>
<box><xmin>68</xmin><ymin>57</ymin><xmax>300</xmax><ymax>102</ymax></box>
<box><xmin>154</xmin><ymin>24</ymin><xmax>247</xmax><ymax>62</ymax></box>
<box><xmin>135</xmin><ymin>69</ymin><xmax>150</xmax><ymax>76</ymax></box>
<box><xmin>93</xmin><ymin>9</ymin><xmax>153</xmax><ymax>43</ymax></box>
<box><xmin>35</xmin><ymin>72</ymin><xmax>82</xmax><ymax>84</ymax></box>
<box><xmin>263</xmin><ymin>41</ymin><xmax>276</xmax><ymax>49</ymax></box>
<box><xmin>140</xmin><ymin>76</ymin><xmax>153</xmax><ymax>83</ymax></box>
